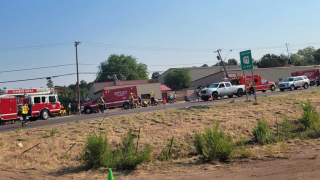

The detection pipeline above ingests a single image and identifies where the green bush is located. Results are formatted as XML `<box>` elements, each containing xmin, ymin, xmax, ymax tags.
<box><xmin>158</xmin><ymin>137</ymin><xmax>175</xmax><ymax>161</ymax></box>
<box><xmin>81</xmin><ymin>130</ymin><xmax>152</xmax><ymax>170</ymax></box>
<box><xmin>300</xmin><ymin>99</ymin><xmax>319</xmax><ymax>129</ymax></box>
<box><xmin>233</xmin><ymin>139</ymin><xmax>254</xmax><ymax>158</ymax></box>
<box><xmin>252</xmin><ymin>119</ymin><xmax>277</xmax><ymax>145</ymax></box>
<box><xmin>279</xmin><ymin>116</ymin><xmax>297</xmax><ymax>140</ymax></box>
<box><xmin>194</xmin><ymin>124</ymin><xmax>234</xmax><ymax>162</ymax></box>
<box><xmin>112</xmin><ymin>130</ymin><xmax>152</xmax><ymax>170</ymax></box>
<box><xmin>81</xmin><ymin>133</ymin><xmax>112</xmax><ymax>169</ymax></box>
<box><xmin>50</xmin><ymin>128</ymin><xmax>58</xmax><ymax>137</ymax></box>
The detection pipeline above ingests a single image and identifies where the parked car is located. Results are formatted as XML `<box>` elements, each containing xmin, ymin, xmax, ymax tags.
<box><xmin>278</xmin><ymin>76</ymin><xmax>309</xmax><ymax>91</ymax></box>
<box><xmin>200</xmin><ymin>82</ymin><xmax>245</xmax><ymax>101</ymax></box>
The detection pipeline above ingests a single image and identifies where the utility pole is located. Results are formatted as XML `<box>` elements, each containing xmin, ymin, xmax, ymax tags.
<box><xmin>75</xmin><ymin>41</ymin><xmax>81</xmax><ymax>115</ymax></box>
<box><xmin>214</xmin><ymin>49</ymin><xmax>229</xmax><ymax>78</ymax></box>
<box><xmin>285</xmin><ymin>43</ymin><xmax>292</xmax><ymax>64</ymax></box>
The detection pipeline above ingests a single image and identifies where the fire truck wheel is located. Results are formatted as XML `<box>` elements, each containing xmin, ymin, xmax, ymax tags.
<box><xmin>271</xmin><ymin>85</ymin><xmax>275</xmax><ymax>91</ymax></box>
<box><xmin>123</xmin><ymin>102</ymin><xmax>129</xmax><ymax>109</ymax></box>
<box><xmin>212</xmin><ymin>93</ymin><xmax>218</xmax><ymax>100</ymax></box>
<box><xmin>84</xmin><ymin>108</ymin><xmax>92</xmax><ymax>114</ymax></box>
<box><xmin>41</xmin><ymin>110</ymin><xmax>49</xmax><ymax>120</ymax></box>
<box><xmin>237</xmin><ymin>89</ymin><xmax>243</xmax><ymax>97</ymax></box>
<box><xmin>228</xmin><ymin>95</ymin><xmax>233</xmax><ymax>98</ymax></box>
<box><xmin>304</xmin><ymin>83</ymin><xmax>309</xmax><ymax>89</ymax></box>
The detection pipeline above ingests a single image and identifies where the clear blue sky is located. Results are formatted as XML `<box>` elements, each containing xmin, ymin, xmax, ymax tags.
<box><xmin>1</xmin><ymin>0</ymin><xmax>319</xmax><ymax>89</ymax></box>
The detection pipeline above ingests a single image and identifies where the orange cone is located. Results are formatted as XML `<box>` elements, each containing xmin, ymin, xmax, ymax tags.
<box><xmin>211</xmin><ymin>94</ymin><xmax>214</xmax><ymax>101</ymax></box>
<box><xmin>301</xmin><ymin>85</ymin><xmax>303</xmax><ymax>90</ymax></box>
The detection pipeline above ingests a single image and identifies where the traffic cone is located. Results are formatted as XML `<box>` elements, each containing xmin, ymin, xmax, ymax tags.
<box><xmin>301</xmin><ymin>85</ymin><xmax>303</xmax><ymax>90</ymax></box>
<box><xmin>108</xmin><ymin>168</ymin><xmax>114</xmax><ymax>180</ymax></box>
<box><xmin>211</xmin><ymin>94</ymin><xmax>214</xmax><ymax>101</ymax></box>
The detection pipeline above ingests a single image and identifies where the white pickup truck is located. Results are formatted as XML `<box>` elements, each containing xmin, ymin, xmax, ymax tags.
<box><xmin>200</xmin><ymin>82</ymin><xmax>246</xmax><ymax>101</ymax></box>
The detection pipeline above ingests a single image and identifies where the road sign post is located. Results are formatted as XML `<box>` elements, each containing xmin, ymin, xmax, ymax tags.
<box><xmin>240</xmin><ymin>50</ymin><xmax>257</xmax><ymax>104</ymax></box>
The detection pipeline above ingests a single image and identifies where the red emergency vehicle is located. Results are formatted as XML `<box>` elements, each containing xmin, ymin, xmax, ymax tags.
<box><xmin>291</xmin><ymin>69</ymin><xmax>320</xmax><ymax>86</ymax></box>
<box><xmin>81</xmin><ymin>86</ymin><xmax>139</xmax><ymax>114</ymax></box>
<box><xmin>0</xmin><ymin>88</ymin><xmax>61</xmax><ymax>125</ymax></box>
<box><xmin>222</xmin><ymin>74</ymin><xmax>276</xmax><ymax>92</ymax></box>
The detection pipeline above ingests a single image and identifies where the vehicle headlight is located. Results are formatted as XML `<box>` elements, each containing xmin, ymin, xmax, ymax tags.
<box><xmin>206</xmin><ymin>90</ymin><xmax>210</xmax><ymax>93</ymax></box>
<box><xmin>81</xmin><ymin>106</ymin><xmax>84</xmax><ymax>110</ymax></box>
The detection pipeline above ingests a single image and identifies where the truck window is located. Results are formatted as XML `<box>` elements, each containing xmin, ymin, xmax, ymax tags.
<box><xmin>225</xmin><ymin>83</ymin><xmax>231</xmax><ymax>87</ymax></box>
<box><xmin>93</xmin><ymin>98</ymin><xmax>99</xmax><ymax>103</ymax></box>
<box><xmin>297</xmin><ymin>77</ymin><xmax>303</xmax><ymax>81</ymax></box>
<box><xmin>49</xmin><ymin>96</ymin><xmax>56</xmax><ymax>103</ymax></box>
<box><xmin>219</xmin><ymin>84</ymin><xmax>225</xmax><ymax>88</ymax></box>
<box><xmin>42</xmin><ymin>97</ymin><xmax>46</xmax><ymax>103</ymax></box>
<box><xmin>34</xmin><ymin>97</ymin><xmax>41</xmax><ymax>104</ymax></box>
<box><xmin>303</xmin><ymin>76</ymin><xmax>307</xmax><ymax>79</ymax></box>
<box><xmin>262</xmin><ymin>79</ymin><xmax>267</xmax><ymax>83</ymax></box>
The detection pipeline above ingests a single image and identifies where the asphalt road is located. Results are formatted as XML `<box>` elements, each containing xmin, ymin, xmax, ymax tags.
<box><xmin>0</xmin><ymin>87</ymin><xmax>319</xmax><ymax>133</ymax></box>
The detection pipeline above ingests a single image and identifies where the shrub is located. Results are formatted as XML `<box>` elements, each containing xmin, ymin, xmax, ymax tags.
<box><xmin>112</xmin><ymin>130</ymin><xmax>152</xmax><ymax>170</ymax></box>
<box><xmin>300</xmin><ymin>99</ymin><xmax>319</xmax><ymax>129</ymax></box>
<box><xmin>81</xmin><ymin>130</ymin><xmax>152</xmax><ymax>170</ymax></box>
<box><xmin>252</xmin><ymin>119</ymin><xmax>277</xmax><ymax>145</ymax></box>
<box><xmin>158</xmin><ymin>137</ymin><xmax>175</xmax><ymax>161</ymax></box>
<box><xmin>234</xmin><ymin>139</ymin><xmax>254</xmax><ymax>158</ymax></box>
<box><xmin>81</xmin><ymin>133</ymin><xmax>112</xmax><ymax>169</ymax></box>
<box><xmin>194</xmin><ymin>124</ymin><xmax>234</xmax><ymax>162</ymax></box>
<box><xmin>279</xmin><ymin>116</ymin><xmax>297</xmax><ymax>140</ymax></box>
<box><xmin>230</xmin><ymin>98</ymin><xmax>234</xmax><ymax>103</ymax></box>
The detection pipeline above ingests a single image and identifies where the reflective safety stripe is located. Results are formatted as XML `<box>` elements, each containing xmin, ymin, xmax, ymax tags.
<box><xmin>22</xmin><ymin>105</ymin><xmax>28</xmax><ymax>114</ymax></box>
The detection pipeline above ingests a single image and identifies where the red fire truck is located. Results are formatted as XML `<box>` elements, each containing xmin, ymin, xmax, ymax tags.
<box><xmin>222</xmin><ymin>73</ymin><xmax>276</xmax><ymax>92</ymax></box>
<box><xmin>81</xmin><ymin>86</ymin><xmax>139</xmax><ymax>114</ymax></box>
<box><xmin>0</xmin><ymin>88</ymin><xmax>61</xmax><ymax>125</ymax></box>
<box><xmin>291</xmin><ymin>69</ymin><xmax>320</xmax><ymax>86</ymax></box>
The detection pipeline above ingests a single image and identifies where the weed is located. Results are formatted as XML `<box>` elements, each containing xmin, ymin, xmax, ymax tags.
<box><xmin>194</xmin><ymin>124</ymin><xmax>234</xmax><ymax>162</ymax></box>
<box><xmin>230</xmin><ymin>98</ymin><xmax>235</xmax><ymax>103</ymax></box>
<box><xmin>15</xmin><ymin>129</ymin><xmax>24</xmax><ymax>133</ymax></box>
<box><xmin>50</xmin><ymin>128</ymin><xmax>58</xmax><ymax>137</ymax></box>
<box><xmin>252</xmin><ymin>119</ymin><xmax>277</xmax><ymax>145</ymax></box>
<box><xmin>300</xmin><ymin>99</ymin><xmax>319</xmax><ymax>129</ymax></box>
<box><xmin>75</xmin><ymin>120</ymin><xmax>79</xmax><ymax>123</ymax></box>
<box><xmin>279</xmin><ymin>116</ymin><xmax>297</xmax><ymax>140</ymax></box>
<box><xmin>266</xmin><ymin>145</ymin><xmax>275</xmax><ymax>157</ymax></box>
<box><xmin>234</xmin><ymin>140</ymin><xmax>254</xmax><ymax>158</ymax></box>
<box><xmin>158</xmin><ymin>137</ymin><xmax>175</xmax><ymax>161</ymax></box>
<box><xmin>263</xmin><ymin>94</ymin><xmax>267</xmax><ymax>97</ymax></box>
<box><xmin>17</xmin><ymin>138</ymin><xmax>27</xmax><ymax>141</ymax></box>
<box><xmin>0</xmin><ymin>141</ymin><xmax>4</xmax><ymax>146</ymax></box>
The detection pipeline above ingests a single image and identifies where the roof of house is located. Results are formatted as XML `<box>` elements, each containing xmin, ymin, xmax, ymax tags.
<box><xmin>161</xmin><ymin>84</ymin><xmax>172</xmax><ymax>91</ymax></box>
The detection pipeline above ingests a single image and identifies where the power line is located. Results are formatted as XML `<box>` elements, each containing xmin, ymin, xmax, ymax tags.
<box><xmin>0</xmin><ymin>63</ymin><xmax>94</xmax><ymax>74</ymax></box>
<box><xmin>0</xmin><ymin>73</ymin><xmax>76</xmax><ymax>84</ymax></box>
<box><xmin>0</xmin><ymin>42</ymin><xmax>74</xmax><ymax>51</ymax></box>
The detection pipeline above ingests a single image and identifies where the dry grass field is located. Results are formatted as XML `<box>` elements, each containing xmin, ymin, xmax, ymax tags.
<box><xmin>0</xmin><ymin>90</ymin><xmax>320</xmax><ymax>179</ymax></box>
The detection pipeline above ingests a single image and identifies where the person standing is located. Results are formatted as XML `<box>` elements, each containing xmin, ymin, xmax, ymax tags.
<box><xmin>21</xmin><ymin>103</ymin><xmax>29</xmax><ymax>126</ymax></box>
<box><xmin>129</xmin><ymin>92</ymin><xmax>135</xmax><ymax>109</ymax></box>
<box><xmin>249</xmin><ymin>81</ymin><xmax>255</xmax><ymax>95</ymax></box>
<box><xmin>98</xmin><ymin>96</ymin><xmax>105</xmax><ymax>113</ymax></box>
<box><xmin>173</xmin><ymin>93</ymin><xmax>176</xmax><ymax>102</ymax></box>
<box><xmin>68</xmin><ymin>103</ymin><xmax>71</xmax><ymax>115</ymax></box>
<box><xmin>150</xmin><ymin>91</ymin><xmax>155</xmax><ymax>105</ymax></box>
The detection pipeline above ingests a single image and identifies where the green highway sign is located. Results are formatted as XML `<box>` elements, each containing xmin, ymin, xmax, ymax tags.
<box><xmin>239</xmin><ymin>50</ymin><xmax>253</xmax><ymax>71</ymax></box>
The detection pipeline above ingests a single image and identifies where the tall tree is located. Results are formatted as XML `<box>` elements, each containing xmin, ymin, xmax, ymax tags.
<box><xmin>201</xmin><ymin>64</ymin><xmax>209</xmax><ymax>67</ymax></box>
<box><xmin>291</xmin><ymin>54</ymin><xmax>304</xmax><ymax>66</ymax></box>
<box><xmin>46</xmin><ymin>79</ymin><xmax>54</xmax><ymax>88</ymax></box>
<box><xmin>79</xmin><ymin>80</ymin><xmax>88</xmax><ymax>89</ymax></box>
<box><xmin>297</xmin><ymin>46</ymin><xmax>316</xmax><ymax>64</ymax></box>
<box><xmin>255</xmin><ymin>54</ymin><xmax>286</xmax><ymax>68</ymax></box>
<box><xmin>227</xmin><ymin>59</ymin><xmax>238</xmax><ymax>65</ymax></box>
<box><xmin>164</xmin><ymin>68</ymin><xmax>191</xmax><ymax>90</ymax></box>
<box><xmin>95</xmin><ymin>54</ymin><xmax>148</xmax><ymax>82</ymax></box>
<box><xmin>313</xmin><ymin>48</ymin><xmax>320</xmax><ymax>64</ymax></box>
<box><xmin>151</xmin><ymin>72</ymin><xmax>160</xmax><ymax>80</ymax></box>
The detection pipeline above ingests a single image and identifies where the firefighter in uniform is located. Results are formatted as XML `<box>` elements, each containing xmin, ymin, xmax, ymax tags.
<box><xmin>21</xmin><ymin>103</ymin><xmax>29</xmax><ymax>126</ymax></box>
<box><xmin>249</xmin><ymin>81</ymin><xmax>255</xmax><ymax>95</ymax></box>
<box><xmin>129</xmin><ymin>92</ymin><xmax>135</xmax><ymax>109</ymax></box>
<box><xmin>150</xmin><ymin>91</ymin><xmax>155</xmax><ymax>106</ymax></box>
<box><xmin>98</xmin><ymin>96</ymin><xmax>105</xmax><ymax>113</ymax></box>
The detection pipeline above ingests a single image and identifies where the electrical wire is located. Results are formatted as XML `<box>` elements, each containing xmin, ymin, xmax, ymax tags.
<box><xmin>0</xmin><ymin>73</ymin><xmax>76</xmax><ymax>84</ymax></box>
<box><xmin>0</xmin><ymin>63</ymin><xmax>95</xmax><ymax>74</ymax></box>
<box><xmin>0</xmin><ymin>42</ymin><xmax>74</xmax><ymax>51</ymax></box>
